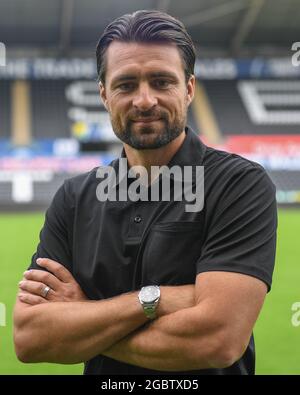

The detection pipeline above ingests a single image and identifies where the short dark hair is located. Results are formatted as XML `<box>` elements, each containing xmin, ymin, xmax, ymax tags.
<box><xmin>96</xmin><ymin>10</ymin><xmax>195</xmax><ymax>84</ymax></box>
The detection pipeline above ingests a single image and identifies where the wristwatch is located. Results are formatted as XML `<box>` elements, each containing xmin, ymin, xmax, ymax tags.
<box><xmin>138</xmin><ymin>285</ymin><xmax>161</xmax><ymax>319</ymax></box>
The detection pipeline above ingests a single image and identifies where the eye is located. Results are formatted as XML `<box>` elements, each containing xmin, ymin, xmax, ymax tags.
<box><xmin>152</xmin><ymin>79</ymin><xmax>170</xmax><ymax>89</ymax></box>
<box><xmin>118</xmin><ymin>83</ymin><xmax>136</xmax><ymax>92</ymax></box>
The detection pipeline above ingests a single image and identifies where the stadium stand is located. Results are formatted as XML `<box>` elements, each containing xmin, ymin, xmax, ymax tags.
<box><xmin>269</xmin><ymin>170</ymin><xmax>300</xmax><ymax>196</ymax></box>
<box><xmin>0</xmin><ymin>0</ymin><xmax>300</xmax><ymax>209</ymax></box>
<box><xmin>203</xmin><ymin>80</ymin><xmax>300</xmax><ymax>135</ymax></box>
<box><xmin>1</xmin><ymin>68</ymin><xmax>300</xmax><ymax>209</ymax></box>
<box><xmin>0</xmin><ymin>80</ymin><xmax>11</xmax><ymax>139</ymax></box>
<box><xmin>31</xmin><ymin>81</ymin><xmax>70</xmax><ymax>139</ymax></box>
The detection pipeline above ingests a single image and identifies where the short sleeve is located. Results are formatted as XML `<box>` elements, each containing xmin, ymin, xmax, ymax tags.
<box><xmin>28</xmin><ymin>180</ymin><xmax>73</xmax><ymax>272</ymax></box>
<box><xmin>197</xmin><ymin>164</ymin><xmax>277</xmax><ymax>291</ymax></box>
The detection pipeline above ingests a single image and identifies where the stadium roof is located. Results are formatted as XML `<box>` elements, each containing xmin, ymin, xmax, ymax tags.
<box><xmin>0</xmin><ymin>0</ymin><xmax>299</xmax><ymax>57</ymax></box>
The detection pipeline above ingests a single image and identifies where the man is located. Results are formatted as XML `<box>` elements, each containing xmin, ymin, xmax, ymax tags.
<box><xmin>13</xmin><ymin>10</ymin><xmax>277</xmax><ymax>375</ymax></box>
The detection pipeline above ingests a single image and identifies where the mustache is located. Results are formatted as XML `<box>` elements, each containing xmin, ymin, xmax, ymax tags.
<box><xmin>128</xmin><ymin>109</ymin><xmax>168</xmax><ymax>121</ymax></box>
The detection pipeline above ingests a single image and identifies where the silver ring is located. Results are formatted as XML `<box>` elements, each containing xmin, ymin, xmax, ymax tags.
<box><xmin>42</xmin><ymin>286</ymin><xmax>51</xmax><ymax>298</ymax></box>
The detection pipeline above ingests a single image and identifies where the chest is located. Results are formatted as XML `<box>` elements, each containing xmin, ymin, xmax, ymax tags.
<box><xmin>72</xmin><ymin>199</ymin><xmax>205</xmax><ymax>298</ymax></box>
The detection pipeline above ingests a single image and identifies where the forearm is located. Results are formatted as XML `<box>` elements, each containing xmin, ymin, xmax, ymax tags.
<box><xmin>103</xmin><ymin>305</ymin><xmax>223</xmax><ymax>371</ymax></box>
<box><xmin>104</xmin><ymin>272</ymin><xmax>265</xmax><ymax>372</ymax></box>
<box><xmin>14</xmin><ymin>292</ymin><xmax>148</xmax><ymax>364</ymax></box>
<box><xmin>14</xmin><ymin>284</ymin><xmax>195</xmax><ymax>365</ymax></box>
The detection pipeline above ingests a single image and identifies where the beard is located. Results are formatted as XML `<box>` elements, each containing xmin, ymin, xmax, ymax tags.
<box><xmin>110</xmin><ymin>108</ymin><xmax>187</xmax><ymax>150</ymax></box>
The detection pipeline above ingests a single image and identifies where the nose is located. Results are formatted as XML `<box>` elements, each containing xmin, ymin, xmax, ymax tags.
<box><xmin>132</xmin><ymin>83</ymin><xmax>158</xmax><ymax>111</ymax></box>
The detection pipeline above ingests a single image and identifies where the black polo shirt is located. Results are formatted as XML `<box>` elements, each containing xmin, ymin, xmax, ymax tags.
<box><xmin>29</xmin><ymin>127</ymin><xmax>277</xmax><ymax>375</ymax></box>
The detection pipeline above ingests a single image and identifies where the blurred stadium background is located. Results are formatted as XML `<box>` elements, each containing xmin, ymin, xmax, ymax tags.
<box><xmin>0</xmin><ymin>0</ymin><xmax>300</xmax><ymax>374</ymax></box>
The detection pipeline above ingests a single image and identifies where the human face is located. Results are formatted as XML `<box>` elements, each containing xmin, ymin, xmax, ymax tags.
<box><xmin>100</xmin><ymin>41</ymin><xmax>195</xmax><ymax>149</ymax></box>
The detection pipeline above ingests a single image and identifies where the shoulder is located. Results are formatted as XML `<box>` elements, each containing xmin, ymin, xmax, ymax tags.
<box><xmin>204</xmin><ymin>145</ymin><xmax>262</xmax><ymax>172</ymax></box>
<box><xmin>61</xmin><ymin>159</ymin><xmax>119</xmax><ymax>205</ymax></box>
<box><xmin>203</xmin><ymin>145</ymin><xmax>275</xmax><ymax>189</ymax></box>
<box><xmin>202</xmin><ymin>146</ymin><xmax>276</xmax><ymax>214</ymax></box>
<box><xmin>64</xmin><ymin>166</ymin><xmax>99</xmax><ymax>193</ymax></box>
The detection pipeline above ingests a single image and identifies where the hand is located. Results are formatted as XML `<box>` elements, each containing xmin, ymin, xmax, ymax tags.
<box><xmin>18</xmin><ymin>258</ymin><xmax>89</xmax><ymax>305</ymax></box>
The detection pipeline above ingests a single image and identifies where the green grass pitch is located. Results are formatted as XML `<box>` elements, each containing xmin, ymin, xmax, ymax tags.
<box><xmin>0</xmin><ymin>210</ymin><xmax>299</xmax><ymax>374</ymax></box>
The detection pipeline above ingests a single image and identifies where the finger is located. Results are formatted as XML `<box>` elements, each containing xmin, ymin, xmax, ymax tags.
<box><xmin>19</xmin><ymin>280</ymin><xmax>54</xmax><ymax>299</ymax></box>
<box><xmin>36</xmin><ymin>258</ymin><xmax>73</xmax><ymax>283</ymax></box>
<box><xmin>23</xmin><ymin>269</ymin><xmax>61</xmax><ymax>291</ymax></box>
<box><xmin>18</xmin><ymin>291</ymin><xmax>47</xmax><ymax>305</ymax></box>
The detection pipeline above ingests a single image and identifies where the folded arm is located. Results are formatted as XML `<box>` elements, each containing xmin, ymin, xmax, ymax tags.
<box><xmin>14</xmin><ymin>292</ymin><xmax>148</xmax><ymax>364</ymax></box>
<box><xmin>14</xmin><ymin>259</ymin><xmax>195</xmax><ymax>364</ymax></box>
<box><xmin>15</xmin><ymin>259</ymin><xmax>266</xmax><ymax>370</ymax></box>
<box><xmin>102</xmin><ymin>271</ymin><xmax>267</xmax><ymax>371</ymax></box>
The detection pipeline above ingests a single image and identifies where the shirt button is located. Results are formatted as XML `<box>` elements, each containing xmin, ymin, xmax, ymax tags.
<box><xmin>134</xmin><ymin>215</ymin><xmax>142</xmax><ymax>223</ymax></box>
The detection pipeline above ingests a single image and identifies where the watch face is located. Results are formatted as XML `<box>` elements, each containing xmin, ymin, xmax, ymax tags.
<box><xmin>141</xmin><ymin>286</ymin><xmax>160</xmax><ymax>303</ymax></box>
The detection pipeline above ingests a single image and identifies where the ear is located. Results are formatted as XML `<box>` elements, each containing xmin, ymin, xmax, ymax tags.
<box><xmin>186</xmin><ymin>74</ymin><xmax>195</xmax><ymax>106</ymax></box>
<box><xmin>99</xmin><ymin>82</ymin><xmax>109</xmax><ymax>111</ymax></box>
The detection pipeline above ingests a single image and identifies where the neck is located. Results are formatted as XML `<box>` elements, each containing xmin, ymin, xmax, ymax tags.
<box><xmin>124</xmin><ymin>131</ymin><xmax>186</xmax><ymax>175</ymax></box>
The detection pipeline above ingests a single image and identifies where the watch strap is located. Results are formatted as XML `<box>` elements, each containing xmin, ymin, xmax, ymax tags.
<box><xmin>143</xmin><ymin>304</ymin><xmax>157</xmax><ymax>319</ymax></box>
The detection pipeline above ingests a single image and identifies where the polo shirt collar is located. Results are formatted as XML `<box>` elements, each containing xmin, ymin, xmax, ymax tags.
<box><xmin>114</xmin><ymin>126</ymin><xmax>206</xmax><ymax>186</ymax></box>
<box><xmin>168</xmin><ymin>126</ymin><xmax>206</xmax><ymax>168</ymax></box>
